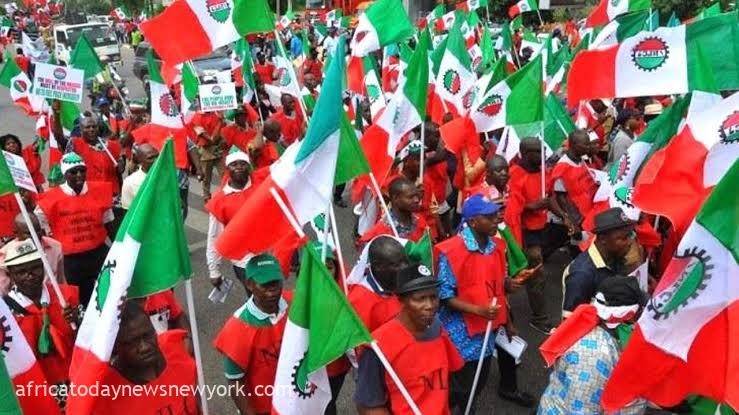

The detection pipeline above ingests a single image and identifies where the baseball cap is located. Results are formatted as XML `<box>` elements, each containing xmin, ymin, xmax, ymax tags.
<box><xmin>245</xmin><ymin>254</ymin><xmax>284</xmax><ymax>284</ymax></box>
<box><xmin>593</xmin><ymin>207</ymin><xmax>637</xmax><ymax>235</ymax></box>
<box><xmin>462</xmin><ymin>193</ymin><xmax>502</xmax><ymax>220</ymax></box>
<box><xmin>2</xmin><ymin>239</ymin><xmax>42</xmax><ymax>267</ymax></box>
<box><xmin>395</xmin><ymin>262</ymin><xmax>439</xmax><ymax>296</ymax></box>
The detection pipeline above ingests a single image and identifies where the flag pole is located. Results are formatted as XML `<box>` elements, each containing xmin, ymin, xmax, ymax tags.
<box><xmin>540</xmin><ymin>122</ymin><xmax>546</xmax><ymax>199</ymax></box>
<box><xmin>184</xmin><ymin>279</ymin><xmax>209</xmax><ymax>415</ymax></box>
<box><xmin>273</xmin><ymin>29</ymin><xmax>310</xmax><ymax>121</ymax></box>
<box><xmin>321</xmin><ymin>204</ymin><xmax>330</xmax><ymax>262</ymax></box>
<box><xmin>13</xmin><ymin>192</ymin><xmax>71</xmax><ymax>315</ymax></box>
<box><xmin>418</xmin><ymin>122</ymin><xmax>426</xmax><ymax>184</ymax></box>
<box><xmin>269</xmin><ymin>187</ymin><xmax>307</xmax><ymax>239</ymax></box>
<box><xmin>464</xmin><ymin>297</ymin><xmax>497</xmax><ymax>415</ymax></box>
<box><xmin>368</xmin><ymin>172</ymin><xmax>400</xmax><ymax>238</ymax></box>
<box><xmin>97</xmin><ymin>138</ymin><xmax>119</xmax><ymax>167</ymax></box>
<box><xmin>536</xmin><ymin>9</ymin><xmax>544</xmax><ymax>26</ymax></box>
<box><xmin>329</xmin><ymin>205</ymin><xmax>349</xmax><ymax>295</ymax></box>
<box><xmin>370</xmin><ymin>341</ymin><xmax>423</xmax><ymax>415</ymax></box>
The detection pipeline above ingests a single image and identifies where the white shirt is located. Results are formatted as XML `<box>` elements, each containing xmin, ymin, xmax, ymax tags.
<box><xmin>121</xmin><ymin>169</ymin><xmax>147</xmax><ymax>209</ymax></box>
<box><xmin>245</xmin><ymin>295</ymin><xmax>288</xmax><ymax>325</ymax></box>
<box><xmin>206</xmin><ymin>182</ymin><xmax>253</xmax><ymax>280</ymax></box>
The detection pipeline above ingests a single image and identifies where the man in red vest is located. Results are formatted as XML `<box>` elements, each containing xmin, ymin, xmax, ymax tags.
<box><xmin>36</xmin><ymin>152</ymin><xmax>115</xmax><ymax>306</ymax></box>
<box><xmin>221</xmin><ymin>107</ymin><xmax>260</xmax><ymax>155</ymax></box>
<box><xmin>550</xmin><ymin>129</ymin><xmax>598</xmax><ymax>243</ymax></box>
<box><xmin>253</xmin><ymin>52</ymin><xmax>275</xmax><ymax>85</ymax></box>
<box><xmin>66</xmin><ymin>115</ymin><xmax>123</xmax><ymax>193</ymax></box>
<box><xmin>89</xmin><ymin>301</ymin><xmax>199</xmax><ymax>414</ymax></box>
<box><xmin>348</xmin><ymin>236</ymin><xmax>409</xmax><ymax>332</ymax></box>
<box><xmin>359</xmin><ymin>177</ymin><xmax>429</xmax><ymax>248</ymax></box>
<box><xmin>214</xmin><ymin>254</ymin><xmax>290</xmax><ymax>415</ymax></box>
<box><xmin>2</xmin><ymin>239</ymin><xmax>79</xmax><ymax>411</ymax></box>
<box><xmin>206</xmin><ymin>147</ymin><xmax>257</xmax><ymax>293</ymax></box>
<box><xmin>436</xmin><ymin>194</ymin><xmax>536</xmax><ymax>411</ymax></box>
<box><xmin>355</xmin><ymin>262</ymin><xmax>464</xmax><ymax>414</ymax></box>
<box><xmin>272</xmin><ymin>94</ymin><xmax>305</xmax><ymax>146</ymax></box>
<box><xmin>508</xmin><ymin>138</ymin><xmax>554</xmax><ymax>334</ymax></box>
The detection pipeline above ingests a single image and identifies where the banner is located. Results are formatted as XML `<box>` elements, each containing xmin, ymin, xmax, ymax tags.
<box><xmin>198</xmin><ymin>82</ymin><xmax>237</xmax><ymax>112</ymax></box>
<box><xmin>2</xmin><ymin>150</ymin><xmax>36</xmax><ymax>193</ymax></box>
<box><xmin>32</xmin><ymin>63</ymin><xmax>84</xmax><ymax>103</ymax></box>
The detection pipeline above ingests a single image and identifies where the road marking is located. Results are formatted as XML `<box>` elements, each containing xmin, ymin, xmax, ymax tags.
<box><xmin>188</xmin><ymin>239</ymin><xmax>207</xmax><ymax>253</ymax></box>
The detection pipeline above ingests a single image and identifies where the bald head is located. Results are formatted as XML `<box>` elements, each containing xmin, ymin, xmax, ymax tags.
<box><xmin>14</xmin><ymin>213</ymin><xmax>42</xmax><ymax>240</ymax></box>
<box><xmin>136</xmin><ymin>144</ymin><xmax>159</xmax><ymax>172</ymax></box>
<box><xmin>367</xmin><ymin>236</ymin><xmax>409</xmax><ymax>291</ymax></box>
<box><xmin>568</xmin><ymin>129</ymin><xmax>590</xmax><ymax>158</ymax></box>
<box><xmin>263</xmin><ymin>119</ymin><xmax>282</xmax><ymax>141</ymax></box>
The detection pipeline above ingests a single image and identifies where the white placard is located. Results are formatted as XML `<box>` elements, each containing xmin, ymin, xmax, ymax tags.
<box><xmin>32</xmin><ymin>62</ymin><xmax>84</xmax><ymax>103</ymax></box>
<box><xmin>495</xmin><ymin>328</ymin><xmax>528</xmax><ymax>365</ymax></box>
<box><xmin>198</xmin><ymin>82</ymin><xmax>237</xmax><ymax>113</ymax></box>
<box><xmin>2</xmin><ymin>150</ymin><xmax>36</xmax><ymax>193</ymax></box>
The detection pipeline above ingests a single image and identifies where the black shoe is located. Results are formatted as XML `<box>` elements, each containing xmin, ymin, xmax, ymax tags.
<box><xmin>334</xmin><ymin>198</ymin><xmax>348</xmax><ymax>208</ymax></box>
<box><xmin>529</xmin><ymin>321</ymin><xmax>555</xmax><ymax>335</ymax></box>
<box><xmin>498</xmin><ymin>389</ymin><xmax>536</xmax><ymax>408</ymax></box>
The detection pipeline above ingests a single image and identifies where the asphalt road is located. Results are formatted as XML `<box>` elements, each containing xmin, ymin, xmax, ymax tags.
<box><xmin>0</xmin><ymin>45</ymin><xmax>590</xmax><ymax>415</ymax></box>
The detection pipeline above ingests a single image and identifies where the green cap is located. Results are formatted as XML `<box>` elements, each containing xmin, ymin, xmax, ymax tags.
<box><xmin>245</xmin><ymin>254</ymin><xmax>284</xmax><ymax>284</ymax></box>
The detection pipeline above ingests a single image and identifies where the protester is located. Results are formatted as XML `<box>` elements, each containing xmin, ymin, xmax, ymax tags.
<box><xmin>562</xmin><ymin>207</ymin><xmax>637</xmax><ymax>318</ymax></box>
<box><xmin>206</xmin><ymin>147</ymin><xmax>256</xmax><ymax>292</ymax></box>
<box><xmin>120</xmin><ymin>143</ymin><xmax>158</xmax><ymax>209</ymax></box>
<box><xmin>65</xmin><ymin>115</ymin><xmax>123</xmax><ymax>193</ymax></box>
<box><xmin>359</xmin><ymin>177</ymin><xmax>429</xmax><ymax>245</ymax></box>
<box><xmin>0</xmin><ymin>213</ymin><xmax>65</xmax><ymax>295</ymax></box>
<box><xmin>607</xmin><ymin>108</ymin><xmax>642</xmax><ymax>170</ymax></box>
<box><xmin>436</xmin><ymin>194</ymin><xmax>536</xmax><ymax>411</ymax></box>
<box><xmin>191</xmin><ymin>112</ymin><xmax>225</xmax><ymax>201</ymax></box>
<box><xmin>2</xmin><ymin>238</ymin><xmax>79</xmax><ymax>409</ymax></box>
<box><xmin>254</xmin><ymin>118</ymin><xmax>283</xmax><ymax>168</ymax></box>
<box><xmin>214</xmin><ymin>254</ymin><xmax>290</xmax><ymax>415</ymax></box>
<box><xmin>355</xmin><ymin>262</ymin><xmax>464</xmax><ymax>414</ymax></box>
<box><xmin>220</xmin><ymin>107</ymin><xmax>260</xmax><ymax>155</ymax></box>
<box><xmin>253</xmin><ymin>52</ymin><xmax>275</xmax><ymax>84</ymax></box>
<box><xmin>35</xmin><ymin>153</ymin><xmax>114</xmax><ymax>306</ymax></box>
<box><xmin>303</xmin><ymin>49</ymin><xmax>323</xmax><ymax>83</ymax></box>
<box><xmin>1</xmin><ymin>133</ymin><xmax>44</xmax><ymax>189</ymax></box>
<box><xmin>89</xmin><ymin>300</ymin><xmax>199</xmax><ymax>414</ymax></box>
<box><xmin>272</xmin><ymin>93</ymin><xmax>305</xmax><ymax>146</ymax></box>
<box><xmin>539</xmin><ymin>276</ymin><xmax>647</xmax><ymax>414</ymax></box>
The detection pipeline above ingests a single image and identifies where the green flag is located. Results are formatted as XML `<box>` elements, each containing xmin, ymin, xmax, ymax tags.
<box><xmin>122</xmin><ymin>139</ymin><xmax>192</xmax><ymax>298</ymax></box>
<box><xmin>511</xmin><ymin>14</ymin><xmax>523</xmax><ymax>31</ymax></box>
<box><xmin>0</xmin><ymin>356</ymin><xmax>22</xmax><ymax>415</ymax></box>
<box><xmin>70</xmin><ymin>34</ymin><xmax>104</xmax><ymax>80</ymax></box>
<box><xmin>666</xmin><ymin>11</ymin><xmax>681</xmax><ymax>27</ymax></box>
<box><xmin>498</xmin><ymin>224</ymin><xmax>528</xmax><ymax>277</ymax></box>
<box><xmin>335</xmin><ymin>110</ymin><xmax>370</xmax><ymax>185</ymax></box>
<box><xmin>232</xmin><ymin>0</ymin><xmax>275</xmax><ymax>35</ymax></box>
<box><xmin>0</xmin><ymin>152</ymin><xmax>18</xmax><ymax>196</ymax></box>
<box><xmin>272</xmin><ymin>245</ymin><xmax>372</xmax><ymax>412</ymax></box>
<box><xmin>405</xmin><ymin>229</ymin><xmax>433</xmax><ymax>271</ymax></box>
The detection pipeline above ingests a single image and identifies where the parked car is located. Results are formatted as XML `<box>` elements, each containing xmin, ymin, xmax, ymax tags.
<box><xmin>133</xmin><ymin>41</ymin><xmax>232</xmax><ymax>90</ymax></box>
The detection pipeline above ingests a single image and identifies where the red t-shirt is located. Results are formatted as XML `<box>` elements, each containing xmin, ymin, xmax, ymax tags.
<box><xmin>254</xmin><ymin>63</ymin><xmax>275</xmax><ymax>84</ymax></box>
<box><xmin>272</xmin><ymin>110</ymin><xmax>304</xmax><ymax>145</ymax></box>
<box><xmin>220</xmin><ymin>124</ymin><xmax>257</xmax><ymax>153</ymax></box>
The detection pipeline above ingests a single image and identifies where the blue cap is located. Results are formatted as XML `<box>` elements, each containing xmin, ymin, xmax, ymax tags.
<box><xmin>462</xmin><ymin>193</ymin><xmax>502</xmax><ymax>220</ymax></box>
<box><xmin>94</xmin><ymin>96</ymin><xmax>110</xmax><ymax>107</ymax></box>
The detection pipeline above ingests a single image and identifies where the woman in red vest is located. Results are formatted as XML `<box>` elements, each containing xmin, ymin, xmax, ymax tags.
<box><xmin>355</xmin><ymin>262</ymin><xmax>464</xmax><ymax>414</ymax></box>
<box><xmin>90</xmin><ymin>301</ymin><xmax>199</xmax><ymax>414</ymax></box>
<box><xmin>36</xmin><ymin>152</ymin><xmax>115</xmax><ymax>307</ymax></box>
<box><xmin>214</xmin><ymin>254</ymin><xmax>291</xmax><ymax>415</ymax></box>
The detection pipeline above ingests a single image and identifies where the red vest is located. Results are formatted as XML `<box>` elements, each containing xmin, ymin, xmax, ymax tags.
<box><xmin>90</xmin><ymin>330</ymin><xmax>199</xmax><ymax>415</ymax></box>
<box><xmin>71</xmin><ymin>137</ymin><xmax>122</xmax><ymax>191</ymax></box>
<box><xmin>255</xmin><ymin>142</ymin><xmax>280</xmax><ymax>169</ymax></box>
<box><xmin>551</xmin><ymin>158</ymin><xmax>597</xmax><ymax>221</ymax></box>
<box><xmin>213</xmin><ymin>293</ymin><xmax>292</xmax><ymax>414</ymax></box>
<box><xmin>358</xmin><ymin>215</ymin><xmax>429</xmax><ymax>246</ymax></box>
<box><xmin>221</xmin><ymin>125</ymin><xmax>256</xmax><ymax>154</ymax></box>
<box><xmin>435</xmin><ymin>234</ymin><xmax>508</xmax><ymax>335</ymax></box>
<box><xmin>509</xmin><ymin>163</ymin><xmax>549</xmax><ymax>232</ymax></box>
<box><xmin>347</xmin><ymin>284</ymin><xmax>402</xmax><ymax>333</ymax></box>
<box><xmin>38</xmin><ymin>182</ymin><xmax>112</xmax><ymax>254</ymax></box>
<box><xmin>204</xmin><ymin>185</ymin><xmax>256</xmax><ymax>225</ymax></box>
<box><xmin>373</xmin><ymin>319</ymin><xmax>464</xmax><ymax>415</ymax></box>
<box><xmin>272</xmin><ymin>111</ymin><xmax>304</xmax><ymax>145</ymax></box>
<box><xmin>0</xmin><ymin>193</ymin><xmax>20</xmax><ymax>239</ymax></box>
<box><xmin>13</xmin><ymin>284</ymin><xmax>78</xmax><ymax>385</ymax></box>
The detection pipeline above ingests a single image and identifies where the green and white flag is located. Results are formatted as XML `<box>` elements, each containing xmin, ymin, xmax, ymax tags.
<box><xmin>112</xmin><ymin>5</ymin><xmax>129</xmax><ymax>20</ymax></box>
<box><xmin>68</xmin><ymin>140</ymin><xmax>191</xmax><ymax>413</ymax></box>
<box><xmin>471</xmin><ymin>54</ymin><xmax>544</xmax><ymax>133</ymax></box>
<box><xmin>361</xmin><ymin>56</ymin><xmax>386</xmax><ymax>119</ymax></box>
<box><xmin>0</xmin><ymin>53</ymin><xmax>47</xmax><ymax>115</ymax></box>
<box><xmin>0</xmin><ymin>148</ymin><xmax>18</xmax><ymax>196</ymax></box>
<box><xmin>504</xmin><ymin>93</ymin><xmax>574</xmax><ymax>161</ymax></box>
<box><xmin>274</xmin><ymin>37</ymin><xmax>302</xmax><ymax>98</ymax></box>
<box><xmin>0</xmin><ymin>16</ymin><xmax>13</xmax><ymax>38</ymax></box>
<box><xmin>350</xmin><ymin>0</ymin><xmax>414</xmax><ymax>57</ymax></box>
<box><xmin>272</xmin><ymin>246</ymin><xmax>372</xmax><ymax>414</ymax></box>
<box><xmin>181</xmin><ymin>62</ymin><xmax>199</xmax><ymax>122</ymax></box>
<box><xmin>435</xmin><ymin>20</ymin><xmax>475</xmax><ymax>115</ymax></box>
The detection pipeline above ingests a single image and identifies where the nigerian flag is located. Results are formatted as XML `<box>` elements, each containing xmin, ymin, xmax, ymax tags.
<box><xmin>68</xmin><ymin>139</ymin><xmax>192</xmax><ymax>413</ymax></box>
<box><xmin>70</xmin><ymin>34</ymin><xmax>104</xmax><ymax>80</ymax></box>
<box><xmin>272</xmin><ymin>246</ymin><xmax>372</xmax><ymax>414</ymax></box>
<box><xmin>0</xmin><ymin>151</ymin><xmax>17</xmax><ymax>195</ymax></box>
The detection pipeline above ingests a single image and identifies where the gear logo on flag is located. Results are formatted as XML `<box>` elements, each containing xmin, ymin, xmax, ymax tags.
<box><xmin>159</xmin><ymin>94</ymin><xmax>178</xmax><ymax>117</ymax></box>
<box><xmin>718</xmin><ymin>111</ymin><xmax>739</xmax><ymax>144</ymax></box>
<box><xmin>609</xmin><ymin>153</ymin><xmax>631</xmax><ymax>185</ymax></box>
<box><xmin>277</xmin><ymin>68</ymin><xmax>291</xmax><ymax>87</ymax></box>
<box><xmin>206</xmin><ymin>0</ymin><xmax>231</xmax><ymax>24</ymax></box>
<box><xmin>610</xmin><ymin>0</ymin><xmax>621</xmax><ymax>6</ymax></box>
<box><xmin>354</xmin><ymin>30</ymin><xmax>368</xmax><ymax>44</ymax></box>
<box><xmin>0</xmin><ymin>315</ymin><xmax>11</xmax><ymax>353</ymax></box>
<box><xmin>612</xmin><ymin>187</ymin><xmax>639</xmax><ymax>220</ymax></box>
<box><xmin>95</xmin><ymin>260</ymin><xmax>115</xmax><ymax>312</ymax></box>
<box><xmin>292</xmin><ymin>352</ymin><xmax>318</xmax><ymax>399</ymax></box>
<box><xmin>462</xmin><ymin>86</ymin><xmax>478</xmax><ymax>110</ymax></box>
<box><xmin>53</xmin><ymin>67</ymin><xmax>67</xmax><ymax>80</ymax></box>
<box><xmin>477</xmin><ymin>94</ymin><xmax>503</xmax><ymax>117</ymax></box>
<box><xmin>631</xmin><ymin>37</ymin><xmax>669</xmax><ymax>72</ymax></box>
<box><xmin>647</xmin><ymin>247</ymin><xmax>713</xmax><ymax>320</ymax></box>
<box><xmin>367</xmin><ymin>84</ymin><xmax>380</xmax><ymax>104</ymax></box>
<box><xmin>12</xmin><ymin>79</ymin><xmax>27</xmax><ymax>93</ymax></box>
<box><xmin>443</xmin><ymin>70</ymin><xmax>462</xmax><ymax>95</ymax></box>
